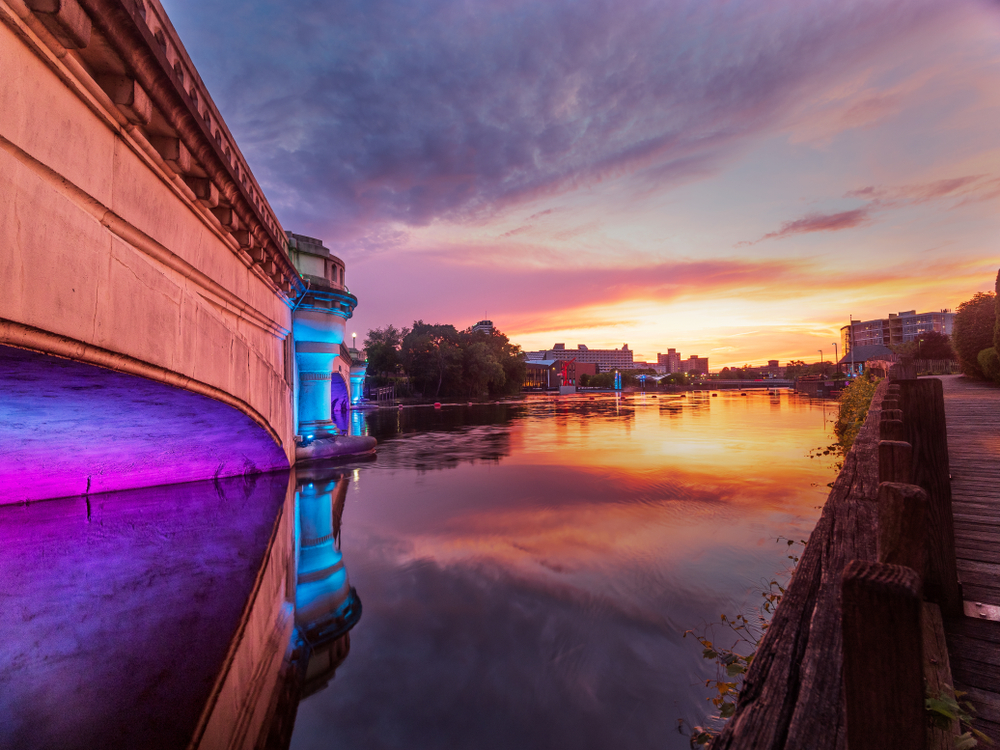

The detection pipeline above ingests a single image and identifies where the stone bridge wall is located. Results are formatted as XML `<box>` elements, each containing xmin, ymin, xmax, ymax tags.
<box><xmin>0</xmin><ymin>0</ymin><xmax>299</xmax><ymax>469</ymax></box>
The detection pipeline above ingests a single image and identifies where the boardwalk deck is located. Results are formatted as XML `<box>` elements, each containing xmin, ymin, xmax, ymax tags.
<box><xmin>941</xmin><ymin>374</ymin><xmax>1000</xmax><ymax>741</ymax></box>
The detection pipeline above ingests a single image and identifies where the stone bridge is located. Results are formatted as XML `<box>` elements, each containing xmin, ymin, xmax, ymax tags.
<box><xmin>0</xmin><ymin>0</ymin><xmax>359</xmax><ymax>503</ymax></box>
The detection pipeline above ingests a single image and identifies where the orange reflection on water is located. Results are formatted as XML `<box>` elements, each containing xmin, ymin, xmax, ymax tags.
<box><xmin>347</xmin><ymin>390</ymin><xmax>835</xmax><ymax>609</ymax></box>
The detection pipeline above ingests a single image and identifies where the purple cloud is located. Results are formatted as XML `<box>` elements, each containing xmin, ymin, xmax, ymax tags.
<box><xmin>739</xmin><ymin>207</ymin><xmax>873</xmax><ymax>246</ymax></box>
<box><xmin>162</xmin><ymin>0</ymin><xmax>948</xmax><ymax>244</ymax></box>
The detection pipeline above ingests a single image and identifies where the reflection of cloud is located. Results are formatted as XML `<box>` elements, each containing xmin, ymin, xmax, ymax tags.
<box><xmin>290</xmin><ymin>551</ymin><xmax>712</xmax><ymax>750</ymax></box>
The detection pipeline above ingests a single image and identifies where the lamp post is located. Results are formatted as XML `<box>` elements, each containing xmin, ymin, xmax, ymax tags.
<box><xmin>352</xmin><ymin>332</ymin><xmax>356</xmax><ymax>350</ymax></box>
<box><xmin>832</xmin><ymin>342</ymin><xmax>839</xmax><ymax>374</ymax></box>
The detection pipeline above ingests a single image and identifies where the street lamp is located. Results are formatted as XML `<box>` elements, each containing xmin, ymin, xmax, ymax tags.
<box><xmin>832</xmin><ymin>342</ymin><xmax>839</xmax><ymax>374</ymax></box>
<box><xmin>352</xmin><ymin>332</ymin><xmax>357</xmax><ymax>349</ymax></box>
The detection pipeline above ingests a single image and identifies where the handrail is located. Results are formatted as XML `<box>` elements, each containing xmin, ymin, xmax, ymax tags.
<box><xmin>715</xmin><ymin>367</ymin><xmax>960</xmax><ymax>749</ymax></box>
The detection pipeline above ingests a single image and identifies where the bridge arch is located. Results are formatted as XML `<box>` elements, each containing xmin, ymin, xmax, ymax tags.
<box><xmin>0</xmin><ymin>343</ymin><xmax>289</xmax><ymax>503</ymax></box>
<box><xmin>1</xmin><ymin>0</ymin><xmax>302</xmax><ymax>502</ymax></box>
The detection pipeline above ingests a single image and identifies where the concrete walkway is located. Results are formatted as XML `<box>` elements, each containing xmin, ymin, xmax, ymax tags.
<box><xmin>940</xmin><ymin>374</ymin><xmax>1000</xmax><ymax>740</ymax></box>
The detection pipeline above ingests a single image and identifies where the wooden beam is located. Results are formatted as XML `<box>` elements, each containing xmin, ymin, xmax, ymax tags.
<box><xmin>842</xmin><ymin>560</ymin><xmax>925</xmax><ymax>750</ymax></box>
<box><xmin>897</xmin><ymin>379</ymin><xmax>962</xmax><ymax>615</ymax></box>
<box><xmin>880</xmin><ymin>419</ymin><xmax>905</xmax><ymax>442</ymax></box>
<box><xmin>878</xmin><ymin>440</ymin><xmax>912</xmax><ymax>484</ymax></box>
<box><xmin>876</xmin><ymin>482</ymin><xmax>928</xmax><ymax>575</ymax></box>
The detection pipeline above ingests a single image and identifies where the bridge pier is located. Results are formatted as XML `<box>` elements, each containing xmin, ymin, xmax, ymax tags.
<box><xmin>287</xmin><ymin>233</ymin><xmax>359</xmax><ymax>439</ymax></box>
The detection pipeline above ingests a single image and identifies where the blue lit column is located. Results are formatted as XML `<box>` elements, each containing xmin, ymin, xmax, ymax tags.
<box><xmin>349</xmin><ymin>360</ymin><xmax>367</xmax><ymax>406</ymax></box>
<box><xmin>295</xmin><ymin>343</ymin><xmax>337</xmax><ymax>436</ymax></box>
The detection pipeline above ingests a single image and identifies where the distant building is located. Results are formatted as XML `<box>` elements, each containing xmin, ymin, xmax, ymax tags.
<box><xmin>633</xmin><ymin>361</ymin><xmax>668</xmax><ymax>374</ymax></box>
<box><xmin>657</xmin><ymin>348</ymin><xmax>682</xmax><ymax>374</ymax></box>
<box><xmin>838</xmin><ymin>344</ymin><xmax>894</xmax><ymax>376</ymax></box>
<box><xmin>529</xmin><ymin>343</ymin><xmax>634</xmax><ymax>372</ymax></box>
<box><xmin>471</xmin><ymin>319</ymin><xmax>494</xmax><ymax>335</ymax></box>
<box><xmin>523</xmin><ymin>359</ymin><xmax>595</xmax><ymax>389</ymax></box>
<box><xmin>761</xmin><ymin>360</ymin><xmax>783</xmax><ymax>378</ymax></box>
<box><xmin>841</xmin><ymin>310</ymin><xmax>954</xmax><ymax>354</ymax></box>
<box><xmin>680</xmin><ymin>355</ymin><xmax>709</xmax><ymax>375</ymax></box>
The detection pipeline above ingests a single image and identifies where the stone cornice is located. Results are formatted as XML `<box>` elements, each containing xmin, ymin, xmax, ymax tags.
<box><xmin>20</xmin><ymin>0</ymin><xmax>305</xmax><ymax>300</ymax></box>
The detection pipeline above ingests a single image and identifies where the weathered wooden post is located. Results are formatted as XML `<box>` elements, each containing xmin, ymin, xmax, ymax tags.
<box><xmin>878</xmin><ymin>441</ymin><xmax>912</xmax><ymax>484</ymax></box>
<box><xmin>842</xmin><ymin>560</ymin><xmax>926</xmax><ymax>750</ymax></box>
<box><xmin>897</xmin><ymin>379</ymin><xmax>962</xmax><ymax>615</ymax></box>
<box><xmin>877</xmin><ymin>482</ymin><xmax>928</xmax><ymax>573</ymax></box>
<box><xmin>880</xmin><ymin>415</ymin><xmax>905</xmax><ymax>442</ymax></box>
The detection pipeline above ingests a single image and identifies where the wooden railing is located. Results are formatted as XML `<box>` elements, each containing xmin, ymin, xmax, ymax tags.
<box><xmin>715</xmin><ymin>369</ymin><xmax>961</xmax><ymax>749</ymax></box>
<box><xmin>366</xmin><ymin>385</ymin><xmax>394</xmax><ymax>404</ymax></box>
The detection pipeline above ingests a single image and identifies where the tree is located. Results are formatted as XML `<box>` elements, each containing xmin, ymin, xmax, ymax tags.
<box><xmin>994</xmin><ymin>268</ymin><xmax>1000</xmax><ymax>354</ymax></box>
<box><xmin>784</xmin><ymin>360</ymin><xmax>809</xmax><ymax>379</ymax></box>
<box><xmin>952</xmin><ymin>292</ymin><xmax>997</xmax><ymax>378</ymax></box>
<box><xmin>401</xmin><ymin>322</ymin><xmax>463</xmax><ymax>397</ymax></box>
<box><xmin>364</xmin><ymin>324</ymin><xmax>409</xmax><ymax>382</ymax></box>
<box><xmin>462</xmin><ymin>341</ymin><xmax>505</xmax><ymax>397</ymax></box>
<box><xmin>396</xmin><ymin>321</ymin><xmax>527</xmax><ymax>398</ymax></box>
<box><xmin>910</xmin><ymin>331</ymin><xmax>955</xmax><ymax>361</ymax></box>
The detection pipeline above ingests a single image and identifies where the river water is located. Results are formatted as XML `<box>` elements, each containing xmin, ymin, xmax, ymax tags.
<box><xmin>0</xmin><ymin>389</ymin><xmax>836</xmax><ymax>749</ymax></box>
<box><xmin>291</xmin><ymin>390</ymin><xmax>836</xmax><ymax>749</ymax></box>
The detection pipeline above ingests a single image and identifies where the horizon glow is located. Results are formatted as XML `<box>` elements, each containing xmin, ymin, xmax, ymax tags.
<box><xmin>163</xmin><ymin>0</ymin><xmax>1000</xmax><ymax>368</ymax></box>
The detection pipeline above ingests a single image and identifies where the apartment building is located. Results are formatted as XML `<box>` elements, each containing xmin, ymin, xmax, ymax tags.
<box><xmin>841</xmin><ymin>310</ymin><xmax>955</xmax><ymax>353</ymax></box>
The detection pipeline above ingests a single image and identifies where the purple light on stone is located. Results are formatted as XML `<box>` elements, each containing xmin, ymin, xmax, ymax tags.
<box><xmin>0</xmin><ymin>346</ymin><xmax>289</xmax><ymax>504</ymax></box>
<box><xmin>0</xmin><ymin>471</ymin><xmax>290</xmax><ymax>749</ymax></box>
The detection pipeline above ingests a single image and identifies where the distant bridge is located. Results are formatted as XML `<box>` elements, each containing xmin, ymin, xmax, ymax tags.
<box><xmin>0</xmin><ymin>0</ymin><xmax>312</xmax><ymax>501</ymax></box>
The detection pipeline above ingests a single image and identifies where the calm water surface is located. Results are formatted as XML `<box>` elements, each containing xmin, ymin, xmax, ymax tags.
<box><xmin>292</xmin><ymin>390</ymin><xmax>837</xmax><ymax>749</ymax></box>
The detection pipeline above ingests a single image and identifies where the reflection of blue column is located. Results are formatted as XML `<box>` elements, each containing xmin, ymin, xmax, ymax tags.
<box><xmin>295</xmin><ymin>473</ymin><xmax>361</xmax><ymax>649</ymax></box>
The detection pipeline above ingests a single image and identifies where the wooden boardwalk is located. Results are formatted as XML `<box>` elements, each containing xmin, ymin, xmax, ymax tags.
<box><xmin>941</xmin><ymin>374</ymin><xmax>1000</xmax><ymax>740</ymax></box>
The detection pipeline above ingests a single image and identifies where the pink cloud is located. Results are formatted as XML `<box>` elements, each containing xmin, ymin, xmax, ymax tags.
<box><xmin>738</xmin><ymin>208</ymin><xmax>872</xmax><ymax>246</ymax></box>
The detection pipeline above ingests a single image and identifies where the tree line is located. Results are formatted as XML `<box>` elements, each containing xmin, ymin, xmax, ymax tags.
<box><xmin>952</xmin><ymin>268</ymin><xmax>1000</xmax><ymax>383</ymax></box>
<box><xmin>364</xmin><ymin>322</ymin><xmax>526</xmax><ymax>399</ymax></box>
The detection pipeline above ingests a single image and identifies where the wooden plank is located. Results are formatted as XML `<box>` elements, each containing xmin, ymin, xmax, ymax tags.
<box><xmin>955</xmin><ymin>559</ymin><xmax>1000</xmax><ymax>578</ymax></box>
<box><xmin>960</xmin><ymin>585</ymin><xmax>1000</xmax><ymax>607</ymax></box>
<box><xmin>954</xmin><ymin>547</ymin><xmax>1000</xmax><ymax>565</ymax></box>
<box><xmin>949</xmin><ymin>661</ymin><xmax>1000</xmax><ymax>694</ymax></box>
<box><xmin>946</xmin><ymin>616</ymin><xmax>1000</xmax><ymax>642</ymax></box>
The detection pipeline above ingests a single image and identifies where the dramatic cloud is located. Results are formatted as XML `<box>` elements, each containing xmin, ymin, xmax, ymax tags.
<box><xmin>741</xmin><ymin>171</ymin><xmax>1000</xmax><ymax>246</ymax></box>
<box><xmin>161</xmin><ymin>0</ymin><xmax>1000</xmax><ymax>364</ymax></box>
<box><xmin>847</xmin><ymin>174</ymin><xmax>1000</xmax><ymax>206</ymax></box>
<box><xmin>164</xmin><ymin>0</ymin><xmax>946</xmax><ymax>241</ymax></box>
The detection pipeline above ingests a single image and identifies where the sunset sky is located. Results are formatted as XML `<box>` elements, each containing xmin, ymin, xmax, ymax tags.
<box><xmin>162</xmin><ymin>0</ymin><xmax>1000</xmax><ymax>368</ymax></box>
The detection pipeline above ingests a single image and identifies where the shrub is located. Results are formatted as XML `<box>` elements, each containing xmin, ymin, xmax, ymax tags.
<box><xmin>977</xmin><ymin>347</ymin><xmax>1000</xmax><ymax>383</ymax></box>
<box><xmin>834</xmin><ymin>375</ymin><xmax>879</xmax><ymax>454</ymax></box>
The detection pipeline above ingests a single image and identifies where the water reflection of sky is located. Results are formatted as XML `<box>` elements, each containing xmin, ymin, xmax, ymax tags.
<box><xmin>292</xmin><ymin>391</ymin><xmax>837</xmax><ymax>749</ymax></box>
